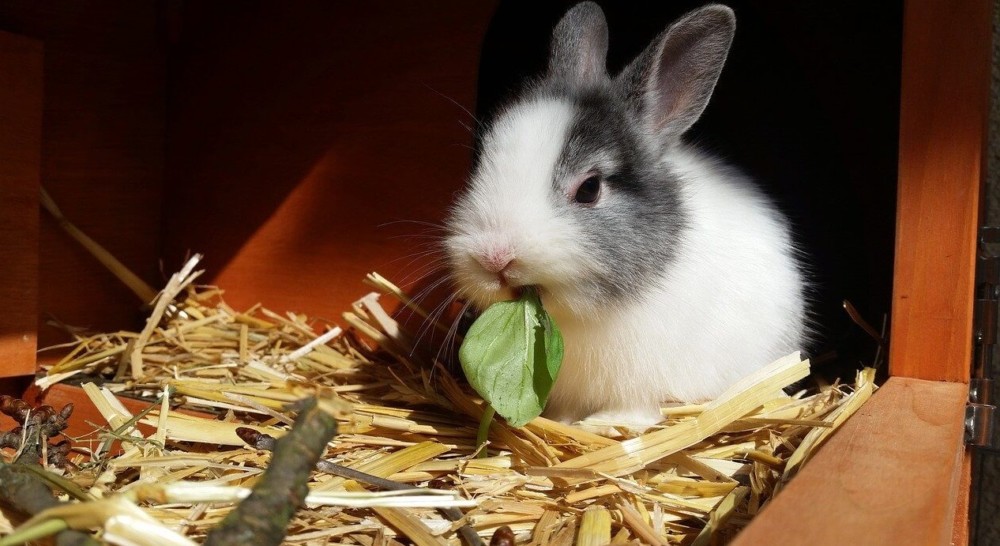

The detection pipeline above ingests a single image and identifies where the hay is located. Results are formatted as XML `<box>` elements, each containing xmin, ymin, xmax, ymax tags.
<box><xmin>29</xmin><ymin>258</ymin><xmax>876</xmax><ymax>545</ymax></box>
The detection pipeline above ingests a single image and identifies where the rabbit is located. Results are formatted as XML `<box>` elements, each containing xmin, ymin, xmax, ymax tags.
<box><xmin>443</xmin><ymin>2</ymin><xmax>807</xmax><ymax>428</ymax></box>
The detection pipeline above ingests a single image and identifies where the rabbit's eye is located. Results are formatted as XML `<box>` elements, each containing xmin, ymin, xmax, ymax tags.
<box><xmin>574</xmin><ymin>176</ymin><xmax>601</xmax><ymax>205</ymax></box>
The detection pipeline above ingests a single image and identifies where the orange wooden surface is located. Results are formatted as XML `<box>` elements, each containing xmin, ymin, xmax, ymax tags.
<box><xmin>953</xmin><ymin>451</ymin><xmax>972</xmax><ymax>545</ymax></box>
<box><xmin>0</xmin><ymin>31</ymin><xmax>42</xmax><ymax>378</ymax></box>
<box><xmin>0</xmin><ymin>2</ymin><xmax>497</xmax><ymax>355</ymax></box>
<box><xmin>732</xmin><ymin>377</ymin><xmax>969</xmax><ymax>546</ymax></box>
<box><xmin>885</xmin><ymin>0</ymin><xmax>992</xmax><ymax>536</ymax></box>
<box><xmin>161</xmin><ymin>2</ymin><xmax>497</xmax><ymax>321</ymax></box>
<box><xmin>0</xmin><ymin>1</ymin><xmax>168</xmax><ymax>351</ymax></box>
<box><xmin>888</xmin><ymin>0</ymin><xmax>992</xmax><ymax>381</ymax></box>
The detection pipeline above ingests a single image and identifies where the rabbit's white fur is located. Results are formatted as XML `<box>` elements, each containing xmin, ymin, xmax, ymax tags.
<box><xmin>446</xmin><ymin>3</ymin><xmax>807</xmax><ymax>427</ymax></box>
<box><xmin>548</xmin><ymin>143</ymin><xmax>806</xmax><ymax>426</ymax></box>
<box><xmin>448</xmin><ymin>99</ymin><xmax>589</xmax><ymax>310</ymax></box>
<box><xmin>448</xmin><ymin>96</ymin><xmax>805</xmax><ymax>426</ymax></box>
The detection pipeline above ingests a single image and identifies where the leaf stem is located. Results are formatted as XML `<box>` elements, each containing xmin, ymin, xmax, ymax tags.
<box><xmin>476</xmin><ymin>405</ymin><xmax>496</xmax><ymax>459</ymax></box>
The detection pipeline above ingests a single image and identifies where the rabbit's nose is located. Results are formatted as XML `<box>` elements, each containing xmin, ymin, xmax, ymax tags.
<box><xmin>477</xmin><ymin>247</ymin><xmax>515</xmax><ymax>274</ymax></box>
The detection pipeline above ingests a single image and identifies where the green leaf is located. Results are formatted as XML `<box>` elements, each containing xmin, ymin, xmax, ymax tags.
<box><xmin>459</xmin><ymin>288</ymin><xmax>564</xmax><ymax>427</ymax></box>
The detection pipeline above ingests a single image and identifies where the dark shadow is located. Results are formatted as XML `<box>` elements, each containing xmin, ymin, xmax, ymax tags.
<box><xmin>161</xmin><ymin>2</ymin><xmax>493</xmax><ymax>310</ymax></box>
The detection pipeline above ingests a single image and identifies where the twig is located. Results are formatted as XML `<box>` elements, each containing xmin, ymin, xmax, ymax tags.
<box><xmin>0</xmin><ymin>464</ymin><xmax>100</xmax><ymax>546</ymax></box>
<box><xmin>39</xmin><ymin>187</ymin><xmax>157</xmax><ymax>304</ymax></box>
<box><xmin>0</xmin><ymin>398</ymin><xmax>97</xmax><ymax>546</ymax></box>
<box><xmin>204</xmin><ymin>397</ymin><xmax>338</xmax><ymax>546</ymax></box>
<box><xmin>237</xmin><ymin>427</ymin><xmax>486</xmax><ymax>546</ymax></box>
<box><xmin>489</xmin><ymin>526</ymin><xmax>515</xmax><ymax>546</ymax></box>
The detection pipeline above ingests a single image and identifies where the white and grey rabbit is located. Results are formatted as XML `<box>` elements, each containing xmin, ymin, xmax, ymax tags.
<box><xmin>444</xmin><ymin>2</ymin><xmax>807</xmax><ymax>427</ymax></box>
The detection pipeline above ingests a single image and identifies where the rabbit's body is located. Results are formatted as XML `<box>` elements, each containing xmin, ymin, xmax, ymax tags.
<box><xmin>445</xmin><ymin>3</ymin><xmax>806</xmax><ymax>427</ymax></box>
<box><xmin>547</xmin><ymin>145</ymin><xmax>805</xmax><ymax>425</ymax></box>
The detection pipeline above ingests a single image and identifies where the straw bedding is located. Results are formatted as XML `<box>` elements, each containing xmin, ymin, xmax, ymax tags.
<box><xmin>24</xmin><ymin>257</ymin><xmax>875</xmax><ymax>545</ymax></box>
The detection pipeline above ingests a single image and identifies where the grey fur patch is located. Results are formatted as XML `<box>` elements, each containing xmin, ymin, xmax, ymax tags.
<box><xmin>465</xmin><ymin>3</ymin><xmax>739</xmax><ymax>307</ymax></box>
<box><xmin>615</xmin><ymin>5</ymin><xmax>736</xmax><ymax>147</ymax></box>
<box><xmin>526</xmin><ymin>81</ymin><xmax>689</xmax><ymax>305</ymax></box>
<box><xmin>547</xmin><ymin>1</ymin><xmax>609</xmax><ymax>86</ymax></box>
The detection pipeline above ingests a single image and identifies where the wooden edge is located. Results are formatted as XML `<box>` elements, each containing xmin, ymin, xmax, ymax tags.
<box><xmin>0</xmin><ymin>31</ymin><xmax>43</xmax><ymax>378</ymax></box>
<box><xmin>953</xmin><ymin>451</ymin><xmax>972</xmax><ymax>545</ymax></box>
<box><xmin>731</xmin><ymin>377</ymin><xmax>968</xmax><ymax>546</ymax></box>
<box><xmin>888</xmin><ymin>0</ymin><xmax>991</xmax><ymax>381</ymax></box>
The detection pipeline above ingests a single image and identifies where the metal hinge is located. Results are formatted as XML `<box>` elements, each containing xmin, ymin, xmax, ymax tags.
<box><xmin>967</xmin><ymin>378</ymin><xmax>995</xmax><ymax>446</ymax></box>
<box><xmin>968</xmin><ymin>227</ymin><xmax>1000</xmax><ymax>447</ymax></box>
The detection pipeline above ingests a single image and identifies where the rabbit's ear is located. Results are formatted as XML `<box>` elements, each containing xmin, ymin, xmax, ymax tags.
<box><xmin>618</xmin><ymin>5</ymin><xmax>735</xmax><ymax>144</ymax></box>
<box><xmin>548</xmin><ymin>2</ymin><xmax>609</xmax><ymax>87</ymax></box>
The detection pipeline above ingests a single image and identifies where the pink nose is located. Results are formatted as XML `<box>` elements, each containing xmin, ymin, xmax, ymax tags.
<box><xmin>478</xmin><ymin>248</ymin><xmax>514</xmax><ymax>274</ymax></box>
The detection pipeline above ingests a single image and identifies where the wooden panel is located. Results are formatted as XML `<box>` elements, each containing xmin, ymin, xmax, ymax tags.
<box><xmin>0</xmin><ymin>31</ymin><xmax>42</xmax><ymax>378</ymax></box>
<box><xmin>889</xmin><ymin>0</ymin><xmax>992</xmax><ymax>381</ymax></box>
<box><xmin>732</xmin><ymin>377</ymin><xmax>968</xmax><ymax>546</ymax></box>
<box><xmin>953</xmin><ymin>451</ymin><xmax>972</xmax><ymax>545</ymax></box>
<box><xmin>161</xmin><ymin>2</ymin><xmax>497</xmax><ymax>319</ymax></box>
<box><xmin>0</xmin><ymin>1</ymin><xmax>167</xmax><ymax>351</ymax></box>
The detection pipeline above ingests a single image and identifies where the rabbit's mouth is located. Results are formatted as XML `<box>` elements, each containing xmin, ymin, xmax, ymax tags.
<box><xmin>495</xmin><ymin>262</ymin><xmax>526</xmax><ymax>291</ymax></box>
<box><xmin>495</xmin><ymin>260</ymin><xmax>537</xmax><ymax>298</ymax></box>
<box><xmin>509</xmin><ymin>284</ymin><xmax>544</xmax><ymax>302</ymax></box>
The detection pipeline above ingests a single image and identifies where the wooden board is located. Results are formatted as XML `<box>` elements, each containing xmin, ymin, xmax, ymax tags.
<box><xmin>0</xmin><ymin>31</ymin><xmax>42</xmax><ymax>378</ymax></box>
<box><xmin>954</xmin><ymin>451</ymin><xmax>972</xmax><ymax>545</ymax></box>
<box><xmin>0</xmin><ymin>1</ymin><xmax>168</xmax><ymax>351</ymax></box>
<box><xmin>731</xmin><ymin>377</ymin><xmax>968</xmax><ymax>546</ymax></box>
<box><xmin>888</xmin><ymin>0</ymin><xmax>992</xmax><ymax>381</ymax></box>
<box><xmin>160</xmin><ymin>2</ymin><xmax>497</xmax><ymax>320</ymax></box>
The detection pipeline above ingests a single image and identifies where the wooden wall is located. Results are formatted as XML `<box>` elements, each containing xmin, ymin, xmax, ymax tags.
<box><xmin>0</xmin><ymin>1</ymin><xmax>167</xmax><ymax>351</ymax></box>
<box><xmin>161</xmin><ymin>2</ymin><xmax>497</xmax><ymax>320</ymax></box>
<box><xmin>0</xmin><ymin>31</ymin><xmax>42</xmax><ymax>378</ymax></box>
<box><xmin>888</xmin><ymin>0</ymin><xmax>992</xmax><ymax>382</ymax></box>
<box><xmin>0</xmin><ymin>1</ymin><xmax>496</xmax><ymax>357</ymax></box>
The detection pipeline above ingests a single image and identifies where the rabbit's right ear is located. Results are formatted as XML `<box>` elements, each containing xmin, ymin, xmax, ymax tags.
<box><xmin>618</xmin><ymin>5</ymin><xmax>735</xmax><ymax>146</ymax></box>
<box><xmin>548</xmin><ymin>2</ymin><xmax>609</xmax><ymax>88</ymax></box>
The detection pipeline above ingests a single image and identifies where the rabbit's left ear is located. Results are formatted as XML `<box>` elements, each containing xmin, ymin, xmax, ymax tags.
<box><xmin>618</xmin><ymin>5</ymin><xmax>735</xmax><ymax>143</ymax></box>
<box><xmin>547</xmin><ymin>2</ymin><xmax>610</xmax><ymax>88</ymax></box>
